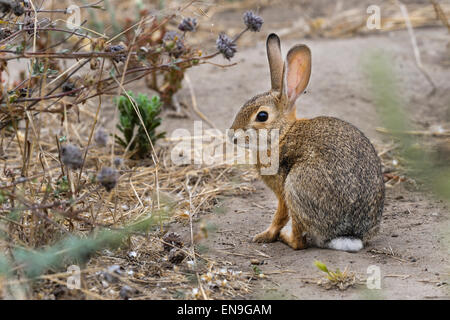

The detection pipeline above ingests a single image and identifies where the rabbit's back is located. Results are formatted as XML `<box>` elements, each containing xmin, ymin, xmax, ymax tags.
<box><xmin>281</xmin><ymin>116</ymin><xmax>385</xmax><ymax>244</ymax></box>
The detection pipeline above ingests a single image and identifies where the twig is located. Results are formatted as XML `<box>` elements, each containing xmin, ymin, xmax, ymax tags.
<box><xmin>430</xmin><ymin>0</ymin><xmax>450</xmax><ymax>33</ymax></box>
<box><xmin>184</xmin><ymin>74</ymin><xmax>217</xmax><ymax>129</ymax></box>
<box><xmin>376</xmin><ymin>127</ymin><xmax>450</xmax><ymax>137</ymax></box>
<box><xmin>395</xmin><ymin>0</ymin><xmax>436</xmax><ymax>96</ymax></box>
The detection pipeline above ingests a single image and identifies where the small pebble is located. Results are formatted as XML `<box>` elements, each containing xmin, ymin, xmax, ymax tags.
<box><xmin>186</xmin><ymin>260</ymin><xmax>195</xmax><ymax>270</ymax></box>
<box><xmin>119</xmin><ymin>285</ymin><xmax>138</xmax><ymax>300</ymax></box>
<box><xmin>107</xmin><ymin>264</ymin><xmax>123</xmax><ymax>275</ymax></box>
<box><xmin>250</xmin><ymin>259</ymin><xmax>262</xmax><ymax>265</ymax></box>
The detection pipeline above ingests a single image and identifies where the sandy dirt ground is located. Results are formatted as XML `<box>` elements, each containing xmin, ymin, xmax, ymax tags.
<box><xmin>162</xmin><ymin>26</ymin><xmax>450</xmax><ymax>299</ymax></box>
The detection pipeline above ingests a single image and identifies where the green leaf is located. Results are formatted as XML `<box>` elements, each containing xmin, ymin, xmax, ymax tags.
<box><xmin>114</xmin><ymin>135</ymin><xmax>127</xmax><ymax>147</ymax></box>
<box><xmin>252</xmin><ymin>265</ymin><xmax>262</xmax><ymax>275</ymax></box>
<box><xmin>314</xmin><ymin>260</ymin><xmax>329</xmax><ymax>274</ymax></box>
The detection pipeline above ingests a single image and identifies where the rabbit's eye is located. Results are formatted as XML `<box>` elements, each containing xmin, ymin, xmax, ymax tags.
<box><xmin>256</xmin><ymin>111</ymin><xmax>268</xmax><ymax>122</ymax></box>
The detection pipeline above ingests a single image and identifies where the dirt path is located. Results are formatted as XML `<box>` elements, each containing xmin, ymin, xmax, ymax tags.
<box><xmin>165</xmin><ymin>27</ymin><xmax>450</xmax><ymax>299</ymax></box>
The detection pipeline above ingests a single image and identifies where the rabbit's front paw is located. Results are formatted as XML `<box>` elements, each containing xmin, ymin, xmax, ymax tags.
<box><xmin>252</xmin><ymin>229</ymin><xmax>278</xmax><ymax>243</ymax></box>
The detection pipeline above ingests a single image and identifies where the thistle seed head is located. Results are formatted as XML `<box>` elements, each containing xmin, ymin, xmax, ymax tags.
<box><xmin>163</xmin><ymin>31</ymin><xmax>185</xmax><ymax>58</ymax></box>
<box><xmin>178</xmin><ymin>17</ymin><xmax>197</xmax><ymax>32</ymax></box>
<box><xmin>12</xmin><ymin>2</ymin><xmax>24</xmax><ymax>17</ymax></box>
<box><xmin>114</xmin><ymin>157</ymin><xmax>124</xmax><ymax>167</ymax></box>
<box><xmin>162</xmin><ymin>232</ymin><xmax>183</xmax><ymax>252</ymax></box>
<box><xmin>106</xmin><ymin>44</ymin><xmax>127</xmax><ymax>63</ymax></box>
<box><xmin>168</xmin><ymin>248</ymin><xmax>186</xmax><ymax>264</ymax></box>
<box><xmin>216</xmin><ymin>33</ymin><xmax>236</xmax><ymax>60</ymax></box>
<box><xmin>0</xmin><ymin>28</ymin><xmax>12</xmax><ymax>41</ymax></box>
<box><xmin>60</xmin><ymin>144</ymin><xmax>83</xmax><ymax>170</ymax></box>
<box><xmin>0</xmin><ymin>0</ymin><xmax>24</xmax><ymax>17</ymax></box>
<box><xmin>243</xmin><ymin>11</ymin><xmax>263</xmax><ymax>32</ymax></box>
<box><xmin>97</xmin><ymin>167</ymin><xmax>118</xmax><ymax>192</ymax></box>
<box><xmin>62</xmin><ymin>82</ymin><xmax>77</xmax><ymax>96</ymax></box>
<box><xmin>94</xmin><ymin>128</ymin><xmax>108</xmax><ymax>147</ymax></box>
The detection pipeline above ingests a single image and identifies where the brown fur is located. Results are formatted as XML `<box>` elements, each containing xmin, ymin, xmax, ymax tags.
<box><xmin>229</xmin><ymin>34</ymin><xmax>385</xmax><ymax>250</ymax></box>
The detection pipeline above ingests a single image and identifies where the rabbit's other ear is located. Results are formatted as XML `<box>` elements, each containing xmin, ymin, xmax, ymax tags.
<box><xmin>281</xmin><ymin>44</ymin><xmax>311</xmax><ymax>111</ymax></box>
<box><xmin>266</xmin><ymin>33</ymin><xmax>283</xmax><ymax>91</ymax></box>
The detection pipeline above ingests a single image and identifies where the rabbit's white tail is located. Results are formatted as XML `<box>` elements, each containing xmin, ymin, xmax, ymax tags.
<box><xmin>327</xmin><ymin>237</ymin><xmax>363</xmax><ymax>252</ymax></box>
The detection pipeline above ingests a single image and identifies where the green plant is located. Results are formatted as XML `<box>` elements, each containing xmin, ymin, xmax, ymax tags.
<box><xmin>252</xmin><ymin>265</ymin><xmax>262</xmax><ymax>275</ymax></box>
<box><xmin>314</xmin><ymin>260</ymin><xmax>356</xmax><ymax>290</ymax></box>
<box><xmin>54</xmin><ymin>176</ymin><xmax>69</xmax><ymax>197</ymax></box>
<box><xmin>115</xmin><ymin>91</ymin><xmax>165</xmax><ymax>158</ymax></box>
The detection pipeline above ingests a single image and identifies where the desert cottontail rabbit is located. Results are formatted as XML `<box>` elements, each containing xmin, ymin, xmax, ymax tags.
<box><xmin>229</xmin><ymin>34</ymin><xmax>385</xmax><ymax>251</ymax></box>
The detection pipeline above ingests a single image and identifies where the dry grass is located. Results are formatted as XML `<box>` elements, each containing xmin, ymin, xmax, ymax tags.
<box><xmin>277</xmin><ymin>1</ymin><xmax>450</xmax><ymax>38</ymax></box>
<box><xmin>30</xmin><ymin>234</ymin><xmax>257</xmax><ymax>300</ymax></box>
<box><xmin>0</xmin><ymin>94</ymin><xmax>259</xmax><ymax>298</ymax></box>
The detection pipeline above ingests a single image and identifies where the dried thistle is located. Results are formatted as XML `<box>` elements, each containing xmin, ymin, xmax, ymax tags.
<box><xmin>216</xmin><ymin>33</ymin><xmax>236</xmax><ymax>60</ymax></box>
<box><xmin>163</xmin><ymin>31</ymin><xmax>185</xmax><ymax>58</ymax></box>
<box><xmin>178</xmin><ymin>17</ymin><xmax>197</xmax><ymax>32</ymax></box>
<box><xmin>60</xmin><ymin>144</ymin><xmax>83</xmax><ymax>169</ymax></box>
<box><xmin>168</xmin><ymin>248</ymin><xmax>186</xmax><ymax>264</ymax></box>
<box><xmin>23</xmin><ymin>16</ymin><xmax>36</xmax><ymax>34</ymax></box>
<box><xmin>0</xmin><ymin>28</ymin><xmax>12</xmax><ymax>41</ymax></box>
<box><xmin>105</xmin><ymin>44</ymin><xmax>127</xmax><ymax>63</ymax></box>
<box><xmin>12</xmin><ymin>1</ymin><xmax>24</xmax><ymax>16</ymax></box>
<box><xmin>0</xmin><ymin>0</ymin><xmax>24</xmax><ymax>17</ymax></box>
<box><xmin>62</xmin><ymin>82</ymin><xmax>76</xmax><ymax>96</ymax></box>
<box><xmin>113</xmin><ymin>157</ymin><xmax>123</xmax><ymax>167</ymax></box>
<box><xmin>243</xmin><ymin>11</ymin><xmax>263</xmax><ymax>32</ymax></box>
<box><xmin>97</xmin><ymin>167</ymin><xmax>118</xmax><ymax>192</ymax></box>
<box><xmin>94</xmin><ymin>128</ymin><xmax>108</xmax><ymax>147</ymax></box>
<box><xmin>162</xmin><ymin>232</ymin><xmax>183</xmax><ymax>252</ymax></box>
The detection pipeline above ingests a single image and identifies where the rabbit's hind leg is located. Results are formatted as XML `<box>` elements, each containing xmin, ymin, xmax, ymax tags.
<box><xmin>253</xmin><ymin>197</ymin><xmax>289</xmax><ymax>243</ymax></box>
<box><xmin>279</xmin><ymin>217</ymin><xmax>307</xmax><ymax>250</ymax></box>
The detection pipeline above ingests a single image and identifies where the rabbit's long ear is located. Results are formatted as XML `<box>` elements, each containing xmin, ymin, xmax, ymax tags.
<box><xmin>266</xmin><ymin>34</ymin><xmax>283</xmax><ymax>91</ymax></box>
<box><xmin>281</xmin><ymin>44</ymin><xmax>311</xmax><ymax>111</ymax></box>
